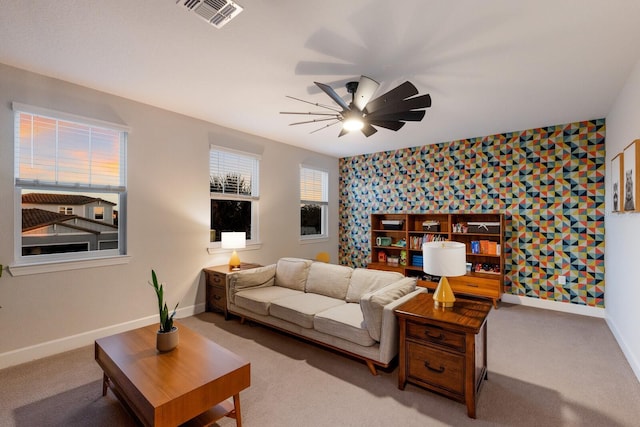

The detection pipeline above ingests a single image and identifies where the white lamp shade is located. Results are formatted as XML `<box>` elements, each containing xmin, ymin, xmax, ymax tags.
<box><xmin>220</xmin><ymin>232</ymin><xmax>246</xmax><ymax>249</ymax></box>
<box><xmin>422</xmin><ymin>241</ymin><xmax>467</xmax><ymax>277</ymax></box>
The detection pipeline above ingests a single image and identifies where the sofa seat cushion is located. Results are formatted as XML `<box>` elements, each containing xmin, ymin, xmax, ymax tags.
<box><xmin>305</xmin><ymin>262</ymin><xmax>353</xmax><ymax>300</ymax></box>
<box><xmin>345</xmin><ymin>268</ymin><xmax>405</xmax><ymax>303</ymax></box>
<box><xmin>234</xmin><ymin>286</ymin><xmax>303</xmax><ymax>316</ymax></box>
<box><xmin>361</xmin><ymin>277</ymin><xmax>417</xmax><ymax>341</ymax></box>
<box><xmin>314</xmin><ymin>303</ymin><xmax>376</xmax><ymax>347</ymax></box>
<box><xmin>270</xmin><ymin>293</ymin><xmax>345</xmax><ymax>329</ymax></box>
<box><xmin>274</xmin><ymin>258</ymin><xmax>313</xmax><ymax>291</ymax></box>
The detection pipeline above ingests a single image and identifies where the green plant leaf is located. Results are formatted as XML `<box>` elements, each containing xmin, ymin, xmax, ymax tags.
<box><xmin>149</xmin><ymin>269</ymin><xmax>179</xmax><ymax>333</ymax></box>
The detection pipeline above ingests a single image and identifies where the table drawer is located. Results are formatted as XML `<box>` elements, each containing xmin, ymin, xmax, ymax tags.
<box><xmin>407</xmin><ymin>342</ymin><xmax>465</xmax><ymax>395</ymax></box>
<box><xmin>407</xmin><ymin>321</ymin><xmax>465</xmax><ymax>352</ymax></box>
<box><xmin>207</xmin><ymin>285</ymin><xmax>226</xmax><ymax>311</ymax></box>
<box><xmin>207</xmin><ymin>271</ymin><xmax>225</xmax><ymax>287</ymax></box>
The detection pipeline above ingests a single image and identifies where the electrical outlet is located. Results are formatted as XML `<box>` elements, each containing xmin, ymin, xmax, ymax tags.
<box><xmin>557</xmin><ymin>275</ymin><xmax>566</xmax><ymax>285</ymax></box>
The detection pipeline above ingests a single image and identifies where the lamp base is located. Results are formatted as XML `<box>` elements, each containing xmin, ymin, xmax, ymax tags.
<box><xmin>229</xmin><ymin>250</ymin><xmax>241</xmax><ymax>271</ymax></box>
<box><xmin>433</xmin><ymin>276</ymin><xmax>456</xmax><ymax>308</ymax></box>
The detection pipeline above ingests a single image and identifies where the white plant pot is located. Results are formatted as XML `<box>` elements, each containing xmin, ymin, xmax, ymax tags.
<box><xmin>156</xmin><ymin>326</ymin><xmax>179</xmax><ymax>352</ymax></box>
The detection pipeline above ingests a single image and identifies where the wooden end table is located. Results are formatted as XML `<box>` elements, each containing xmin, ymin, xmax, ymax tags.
<box><xmin>395</xmin><ymin>292</ymin><xmax>492</xmax><ymax>418</ymax></box>
<box><xmin>204</xmin><ymin>263</ymin><xmax>262</xmax><ymax>319</ymax></box>
<box><xmin>95</xmin><ymin>321</ymin><xmax>250</xmax><ymax>426</ymax></box>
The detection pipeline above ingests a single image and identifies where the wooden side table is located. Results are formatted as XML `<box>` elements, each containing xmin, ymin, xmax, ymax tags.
<box><xmin>395</xmin><ymin>292</ymin><xmax>492</xmax><ymax>419</ymax></box>
<box><xmin>204</xmin><ymin>263</ymin><xmax>261</xmax><ymax>320</ymax></box>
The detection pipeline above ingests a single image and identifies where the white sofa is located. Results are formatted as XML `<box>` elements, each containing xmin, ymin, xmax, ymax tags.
<box><xmin>227</xmin><ymin>257</ymin><xmax>423</xmax><ymax>375</ymax></box>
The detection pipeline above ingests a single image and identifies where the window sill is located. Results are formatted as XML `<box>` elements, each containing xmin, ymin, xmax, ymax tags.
<box><xmin>8</xmin><ymin>255</ymin><xmax>132</xmax><ymax>277</ymax></box>
<box><xmin>207</xmin><ymin>242</ymin><xmax>262</xmax><ymax>255</ymax></box>
<box><xmin>299</xmin><ymin>236</ymin><xmax>329</xmax><ymax>244</ymax></box>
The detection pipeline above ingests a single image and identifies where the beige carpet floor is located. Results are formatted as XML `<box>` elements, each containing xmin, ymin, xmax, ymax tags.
<box><xmin>1</xmin><ymin>303</ymin><xmax>639</xmax><ymax>426</ymax></box>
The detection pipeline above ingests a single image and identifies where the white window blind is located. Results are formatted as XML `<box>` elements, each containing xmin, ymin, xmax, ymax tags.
<box><xmin>210</xmin><ymin>147</ymin><xmax>259</xmax><ymax>198</ymax></box>
<box><xmin>300</xmin><ymin>167</ymin><xmax>328</xmax><ymax>205</ymax></box>
<box><xmin>14</xmin><ymin>108</ymin><xmax>126</xmax><ymax>191</ymax></box>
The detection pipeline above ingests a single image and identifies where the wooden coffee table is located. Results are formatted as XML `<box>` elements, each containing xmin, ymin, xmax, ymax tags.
<box><xmin>95</xmin><ymin>321</ymin><xmax>250</xmax><ymax>426</ymax></box>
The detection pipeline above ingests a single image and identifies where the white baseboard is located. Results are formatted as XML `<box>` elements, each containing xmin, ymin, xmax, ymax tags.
<box><xmin>501</xmin><ymin>294</ymin><xmax>605</xmax><ymax>318</ymax></box>
<box><xmin>605</xmin><ymin>315</ymin><xmax>640</xmax><ymax>383</ymax></box>
<box><xmin>0</xmin><ymin>303</ymin><xmax>206</xmax><ymax>370</ymax></box>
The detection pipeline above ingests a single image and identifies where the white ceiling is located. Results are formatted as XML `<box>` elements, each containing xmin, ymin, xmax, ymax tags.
<box><xmin>1</xmin><ymin>0</ymin><xmax>639</xmax><ymax>158</ymax></box>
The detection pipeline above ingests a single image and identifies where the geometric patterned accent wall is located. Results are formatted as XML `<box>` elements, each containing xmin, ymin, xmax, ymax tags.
<box><xmin>338</xmin><ymin>119</ymin><xmax>606</xmax><ymax>308</ymax></box>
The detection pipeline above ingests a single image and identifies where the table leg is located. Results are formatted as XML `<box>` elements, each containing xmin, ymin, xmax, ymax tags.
<box><xmin>233</xmin><ymin>394</ymin><xmax>242</xmax><ymax>427</ymax></box>
<box><xmin>102</xmin><ymin>373</ymin><xmax>109</xmax><ymax>396</ymax></box>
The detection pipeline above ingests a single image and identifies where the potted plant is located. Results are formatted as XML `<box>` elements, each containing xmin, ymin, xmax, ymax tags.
<box><xmin>149</xmin><ymin>269</ymin><xmax>179</xmax><ymax>352</ymax></box>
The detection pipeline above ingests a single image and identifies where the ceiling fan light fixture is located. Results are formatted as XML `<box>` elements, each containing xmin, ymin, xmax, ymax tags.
<box><xmin>281</xmin><ymin>75</ymin><xmax>431</xmax><ymax>137</ymax></box>
<box><xmin>343</xmin><ymin>116</ymin><xmax>364</xmax><ymax>132</ymax></box>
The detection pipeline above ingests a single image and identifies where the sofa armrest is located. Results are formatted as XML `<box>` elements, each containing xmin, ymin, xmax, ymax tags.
<box><xmin>377</xmin><ymin>287</ymin><xmax>427</xmax><ymax>364</ymax></box>
<box><xmin>227</xmin><ymin>264</ymin><xmax>277</xmax><ymax>304</ymax></box>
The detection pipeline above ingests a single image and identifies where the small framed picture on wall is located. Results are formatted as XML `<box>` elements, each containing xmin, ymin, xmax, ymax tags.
<box><xmin>612</xmin><ymin>153</ymin><xmax>622</xmax><ymax>212</ymax></box>
<box><xmin>622</xmin><ymin>139</ymin><xmax>640</xmax><ymax>212</ymax></box>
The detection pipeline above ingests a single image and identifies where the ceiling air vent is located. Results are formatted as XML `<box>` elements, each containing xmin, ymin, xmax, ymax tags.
<box><xmin>177</xmin><ymin>0</ymin><xmax>243</xmax><ymax>29</ymax></box>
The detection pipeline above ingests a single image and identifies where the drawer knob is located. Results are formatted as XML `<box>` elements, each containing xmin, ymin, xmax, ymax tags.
<box><xmin>425</xmin><ymin>330</ymin><xmax>444</xmax><ymax>340</ymax></box>
<box><xmin>424</xmin><ymin>361</ymin><xmax>445</xmax><ymax>374</ymax></box>
<box><xmin>214</xmin><ymin>295</ymin><xmax>222</xmax><ymax>300</ymax></box>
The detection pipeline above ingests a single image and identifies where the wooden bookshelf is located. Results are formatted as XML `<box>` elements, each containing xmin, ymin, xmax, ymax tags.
<box><xmin>369</xmin><ymin>212</ymin><xmax>504</xmax><ymax>308</ymax></box>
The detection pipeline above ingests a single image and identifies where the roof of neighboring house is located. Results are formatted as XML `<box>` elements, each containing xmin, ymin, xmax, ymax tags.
<box><xmin>22</xmin><ymin>208</ymin><xmax>74</xmax><ymax>231</ymax></box>
<box><xmin>22</xmin><ymin>208</ymin><xmax>117</xmax><ymax>232</ymax></box>
<box><xmin>22</xmin><ymin>193</ymin><xmax>116</xmax><ymax>206</ymax></box>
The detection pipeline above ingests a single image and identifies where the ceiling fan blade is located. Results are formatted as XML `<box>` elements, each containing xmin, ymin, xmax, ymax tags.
<box><xmin>314</xmin><ymin>82</ymin><xmax>350</xmax><ymax>110</ymax></box>
<box><xmin>366</xmin><ymin>94</ymin><xmax>432</xmax><ymax>117</ymax></box>
<box><xmin>361</xmin><ymin>124</ymin><xmax>378</xmax><ymax>137</ymax></box>
<box><xmin>353</xmin><ymin>75</ymin><xmax>379</xmax><ymax>111</ymax></box>
<box><xmin>411</xmin><ymin>93</ymin><xmax>432</xmax><ymax>109</ymax></box>
<box><xmin>364</xmin><ymin>81</ymin><xmax>419</xmax><ymax>114</ymax></box>
<box><xmin>368</xmin><ymin>120</ymin><xmax>405</xmax><ymax>131</ymax></box>
<box><xmin>338</xmin><ymin>127</ymin><xmax>349</xmax><ymax>137</ymax></box>
<box><xmin>366</xmin><ymin>110</ymin><xmax>426</xmax><ymax>122</ymax></box>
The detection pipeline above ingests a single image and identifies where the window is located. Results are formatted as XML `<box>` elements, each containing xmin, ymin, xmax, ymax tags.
<box><xmin>94</xmin><ymin>206</ymin><xmax>105</xmax><ymax>220</ymax></box>
<box><xmin>14</xmin><ymin>103</ymin><xmax>128</xmax><ymax>264</ymax></box>
<box><xmin>210</xmin><ymin>146</ymin><xmax>259</xmax><ymax>245</ymax></box>
<box><xmin>300</xmin><ymin>166</ymin><xmax>328</xmax><ymax>238</ymax></box>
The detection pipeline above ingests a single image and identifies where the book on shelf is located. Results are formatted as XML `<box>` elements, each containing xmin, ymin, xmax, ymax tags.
<box><xmin>487</xmin><ymin>241</ymin><xmax>498</xmax><ymax>255</ymax></box>
<box><xmin>409</xmin><ymin>233</ymin><xmax>446</xmax><ymax>250</ymax></box>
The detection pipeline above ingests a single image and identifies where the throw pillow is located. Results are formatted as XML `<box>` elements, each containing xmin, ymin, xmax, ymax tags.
<box><xmin>345</xmin><ymin>268</ymin><xmax>404</xmax><ymax>303</ymax></box>
<box><xmin>360</xmin><ymin>277</ymin><xmax>416</xmax><ymax>341</ymax></box>
<box><xmin>228</xmin><ymin>264</ymin><xmax>276</xmax><ymax>303</ymax></box>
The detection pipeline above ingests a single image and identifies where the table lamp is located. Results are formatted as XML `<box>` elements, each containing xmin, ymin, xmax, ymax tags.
<box><xmin>423</xmin><ymin>241</ymin><xmax>467</xmax><ymax>308</ymax></box>
<box><xmin>221</xmin><ymin>232</ymin><xmax>246</xmax><ymax>270</ymax></box>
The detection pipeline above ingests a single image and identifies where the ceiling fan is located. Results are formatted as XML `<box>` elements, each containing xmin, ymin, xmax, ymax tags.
<box><xmin>280</xmin><ymin>75</ymin><xmax>431</xmax><ymax>137</ymax></box>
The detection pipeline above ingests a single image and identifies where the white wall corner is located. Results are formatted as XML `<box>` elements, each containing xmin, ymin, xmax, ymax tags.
<box><xmin>605</xmin><ymin>315</ymin><xmax>640</xmax><ymax>383</ymax></box>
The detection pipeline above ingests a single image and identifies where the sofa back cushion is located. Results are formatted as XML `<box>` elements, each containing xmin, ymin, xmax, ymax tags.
<box><xmin>360</xmin><ymin>277</ymin><xmax>417</xmax><ymax>341</ymax></box>
<box><xmin>305</xmin><ymin>262</ymin><xmax>353</xmax><ymax>300</ymax></box>
<box><xmin>345</xmin><ymin>268</ymin><xmax>405</xmax><ymax>303</ymax></box>
<box><xmin>274</xmin><ymin>258</ymin><xmax>313</xmax><ymax>291</ymax></box>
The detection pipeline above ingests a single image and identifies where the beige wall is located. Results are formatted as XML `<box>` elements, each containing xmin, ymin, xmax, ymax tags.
<box><xmin>604</xmin><ymin>58</ymin><xmax>640</xmax><ymax>380</ymax></box>
<box><xmin>0</xmin><ymin>63</ymin><xmax>339</xmax><ymax>366</ymax></box>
